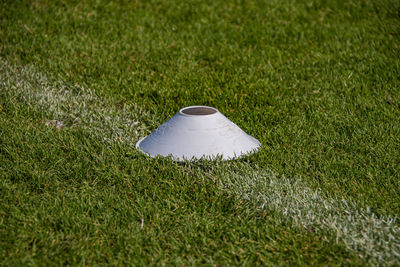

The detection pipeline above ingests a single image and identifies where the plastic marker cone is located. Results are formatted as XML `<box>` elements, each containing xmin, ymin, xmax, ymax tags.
<box><xmin>136</xmin><ymin>106</ymin><xmax>261</xmax><ymax>161</ymax></box>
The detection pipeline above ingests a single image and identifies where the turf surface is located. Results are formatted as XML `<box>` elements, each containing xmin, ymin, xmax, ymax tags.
<box><xmin>1</xmin><ymin>0</ymin><xmax>399</xmax><ymax>265</ymax></box>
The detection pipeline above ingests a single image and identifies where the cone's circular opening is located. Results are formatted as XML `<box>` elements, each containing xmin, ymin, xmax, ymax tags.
<box><xmin>180</xmin><ymin>106</ymin><xmax>217</xmax><ymax>116</ymax></box>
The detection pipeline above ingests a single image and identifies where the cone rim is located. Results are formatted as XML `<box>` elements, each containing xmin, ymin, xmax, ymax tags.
<box><xmin>179</xmin><ymin>105</ymin><xmax>218</xmax><ymax>117</ymax></box>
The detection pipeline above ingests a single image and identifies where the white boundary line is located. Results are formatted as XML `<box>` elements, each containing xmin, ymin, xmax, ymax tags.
<box><xmin>2</xmin><ymin>58</ymin><xmax>399</xmax><ymax>265</ymax></box>
<box><xmin>215</xmin><ymin>165</ymin><xmax>400</xmax><ymax>265</ymax></box>
<box><xmin>0</xmin><ymin>58</ymin><xmax>155</xmax><ymax>146</ymax></box>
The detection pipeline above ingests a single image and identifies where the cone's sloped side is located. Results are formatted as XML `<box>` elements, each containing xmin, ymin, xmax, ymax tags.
<box><xmin>136</xmin><ymin>106</ymin><xmax>261</xmax><ymax>161</ymax></box>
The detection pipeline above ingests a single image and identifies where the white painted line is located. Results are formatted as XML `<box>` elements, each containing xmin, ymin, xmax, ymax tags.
<box><xmin>2</xmin><ymin>58</ymin><xmax>399</xmax><ymax>265</ymax></box>
<box><xmin>216</xmin><ymin>165</ymin><xmax>400</xmax><ymax>265</ymax></box>
<box><xmin>0</xmin><ymin>58</ymin><xmax>155</xmax><ymax>146</ymax></box>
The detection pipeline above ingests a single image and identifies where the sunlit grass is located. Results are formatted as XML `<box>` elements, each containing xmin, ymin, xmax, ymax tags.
<box><xmin>1</xmin><ymin>0</ymin><xmax>399</xmax><ymax>265</ymax></box>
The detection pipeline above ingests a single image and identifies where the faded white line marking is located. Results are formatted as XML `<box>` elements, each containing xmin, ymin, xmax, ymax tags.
<box><xmin>0</xmin><ymin>58</ymin><xmax>156</xmax><ymax>145</ymax></box>
<box><xmin>215</xmin><ymin>165</ymin><xmax>400</xmax><ymax>265</ymax></box>
<box><xmin>2</xmin><ymin>58</ymin><xmax>399</xmax><ymax>265</ymax></box>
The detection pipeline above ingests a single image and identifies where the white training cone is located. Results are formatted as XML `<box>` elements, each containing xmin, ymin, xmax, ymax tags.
<box><xmin>136</xmin><ymin>106</ymin><xmax>261</xmax><ymax>161</ymax></box>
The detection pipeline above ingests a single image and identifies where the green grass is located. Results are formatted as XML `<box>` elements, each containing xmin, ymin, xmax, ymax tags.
<box><xmin>1</xmin><ymin>0</ymin><xmax>400</xmax><ymax>265</ymax></box>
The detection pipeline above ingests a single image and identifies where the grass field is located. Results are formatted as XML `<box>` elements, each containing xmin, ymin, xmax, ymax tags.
<box><xmin>1</xmin><ymin>0</ymin><xmax>400</xmax><ymax>265</ymax></box>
